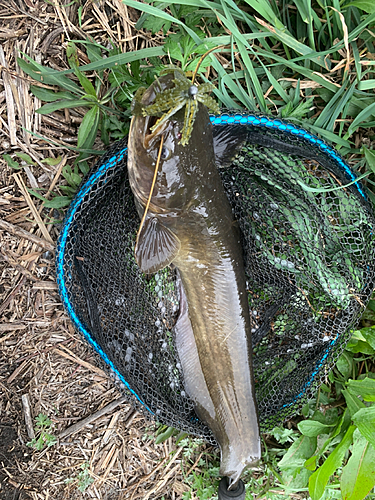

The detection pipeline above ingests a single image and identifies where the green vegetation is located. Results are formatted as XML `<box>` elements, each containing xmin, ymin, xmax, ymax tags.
<box><xmin>65</xmin><ymin>461</ymin><xmax>95</xmax><ymax>492</ymax></box>
<box><xmin>27</xmin><ymin>413</ymin><xmax>57</xmax><ymax>450</ymax></box>
<box><xmin>13</xmin><ymin>0</ymin><xmax>375</xmax><ymax>497</ymax></box>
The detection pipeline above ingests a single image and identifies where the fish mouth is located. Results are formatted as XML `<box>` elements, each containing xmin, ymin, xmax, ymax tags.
<box><xmin>143</xmin><ymin>114</ymin><xmax>168</xmax><ymax>150</ymax></box>
<box><xmin>140</xmin><ymin>74</ymin><xmax>177</xmax><ymax>148</ymax></box>
<box><xmin>147</xmin><ymin>115</ymin><xmax>158</xmax><ymax>132</ymax></box>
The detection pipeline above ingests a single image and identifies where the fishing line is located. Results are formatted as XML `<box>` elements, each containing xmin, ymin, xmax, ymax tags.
<box><xmin>135</xmin><ymin>134</ymin><xmax>165</xmax><ymax>252</ymax></box>
<box><xmin>191</xmin><ymin>45</ymin><xmax>227</xmax><ymax>85</ymax></box>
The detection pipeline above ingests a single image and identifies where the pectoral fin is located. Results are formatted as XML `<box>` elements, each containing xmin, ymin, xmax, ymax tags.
<box><xmin>135</xmin><ymin>216</ymin><xmax>181</xmax><ymax>274</ymax></box>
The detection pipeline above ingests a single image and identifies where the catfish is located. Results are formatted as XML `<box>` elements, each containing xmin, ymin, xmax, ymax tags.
<box><xmin>127</xmin><ymin>73</ymin><xmax>261</xmax><ymax>486</ymax></box>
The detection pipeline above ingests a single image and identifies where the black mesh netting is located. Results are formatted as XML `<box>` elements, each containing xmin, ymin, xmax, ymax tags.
<box><xmin>56</xmin><ymin>113</ymin><xmax>375</xmax><ymax>442</ymax></box>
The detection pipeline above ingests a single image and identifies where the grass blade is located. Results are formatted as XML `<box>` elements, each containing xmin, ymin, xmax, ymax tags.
<box><xmin>308</xmin><ymin>425</ymin><xmax>355</xmax><ymax>500</ymax></box>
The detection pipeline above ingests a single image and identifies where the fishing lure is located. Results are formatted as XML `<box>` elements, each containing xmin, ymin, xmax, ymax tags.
<box><xmin>133</xmin><ymin>67</ymin><xmax>220</xmax><ymax>146</ymax></box>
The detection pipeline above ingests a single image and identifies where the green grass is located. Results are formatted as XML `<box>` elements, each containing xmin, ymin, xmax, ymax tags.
<box><xmin>12</xmin><ymin>0</ymin><xmax>375</xmax><ymax>498</ymax></box>
<box><xmin>15</xmin><ymin>0</ymin><xmax>375</xmax><ymax>206</ymax></box>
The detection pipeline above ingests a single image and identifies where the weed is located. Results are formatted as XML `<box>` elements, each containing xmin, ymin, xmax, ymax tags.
<box><xmin>27</xmin><ymin>413</ymin><xmax>57</xmax><ymax>451</ymax></box>
<box><xmin>65</xmin><ymin>461</ymin><xmax>94</xmax><ymax>492</ymax></box>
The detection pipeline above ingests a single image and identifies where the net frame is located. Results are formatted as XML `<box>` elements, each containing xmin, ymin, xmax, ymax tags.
<box><xmin>56</xmin><ymin>112</ymin><xmax>375</xmax><ymax>438</ymax></box>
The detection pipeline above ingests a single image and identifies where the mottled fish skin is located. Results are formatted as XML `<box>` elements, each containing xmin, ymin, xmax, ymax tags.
<box><xmin>127</xmin><ymin>73</ymin><xmax>261</xmax><ymax>485</ymax></box>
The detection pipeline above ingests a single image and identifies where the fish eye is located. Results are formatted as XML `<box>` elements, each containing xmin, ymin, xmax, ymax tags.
<box><xmin>160</xmin><ymin>146</ymin><xmax>170</xmax><ymax>160</ymax></box>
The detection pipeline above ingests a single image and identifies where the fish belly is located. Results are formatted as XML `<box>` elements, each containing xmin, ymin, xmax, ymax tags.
<box><xmin>174</xmin><ymin>233</ymin><xmax>261</xmax><ymax>485</ymax></box>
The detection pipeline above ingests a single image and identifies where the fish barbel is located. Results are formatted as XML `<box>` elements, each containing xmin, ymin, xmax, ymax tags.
<box><xmin>127</xmin><ymin>73</ymin><xmax>261</xmax><ymax>485</ymax></box>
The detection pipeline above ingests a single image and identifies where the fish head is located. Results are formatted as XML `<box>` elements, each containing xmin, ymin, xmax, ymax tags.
<box><xmin>127</xmin><ymin>73</ymin><xmax>216</xmax><ymax>213</ymax></box>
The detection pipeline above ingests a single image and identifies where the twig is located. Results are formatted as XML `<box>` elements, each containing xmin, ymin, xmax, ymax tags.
<box><xmin>0</xmin><ymin>46</ymin><xmax>17</xmax><ymax>145</ymax></box>
<box><xmin>21</xmin><ymin>394</ymin><xmax>35</xmax><ymax>440</ymax></box>
<box><xmin>32</xmin><ymin>281</ymin><xmax>58</xmax><ymax>290</ymax></box>
<box><xmin>42</xmin><ymin>155</ymin><xmax>67</xmax><ymax>202</ymax></box>
<box><xmin>0</xmin><ymin>218</ymin><xmax>55</xmax><ymax>250</ymax></box>
<box><xmin>130</xmin><ymin>447</ymin><xmax>184</xmax><ymax>500</ymax></box>
<box><xmin>143</xmin><ymin>463</ymin><xmax>181</xmax><ymax>500</ymax></box>
<box><xmin>0</xmin><ymin>275</ymin><xmax>26</xmax><ymax>316</ymax></box>
<box><xmin>58</xmin><ymin>396</ymin><xmax>127</xmax><ymax>439</ymax></box>
<box><xmin>7</xmin><ymin>359</ymin><xmax>30</xmax><ymax>384</ymax></box>
<box><xmin>185</xmin><ymin>451</ymin><xmax>204</xmax><ymax>476</ymax></box>
<box><xmin>0</xmin><ymin>250</ymin><xmax>39</xmax><ymax>282</ymax></box>
<box><xmin>53</xmin><ymin>346</ymin><xmax>108</xmax><ymax>377</ymax></box>
<box><xmin>13</xmin><ymin>173</ymin><xmax>54</xmax><ymax>243</ymax></box>
<box><xmin>0</xmin><ymin>322</ymin><xmax>27</xmax><ymax>334</ymax></box>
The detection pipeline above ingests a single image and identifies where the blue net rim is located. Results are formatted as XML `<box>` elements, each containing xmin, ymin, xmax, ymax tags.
<box><xmin>55</xmin><ymin>111</ymin><xmax>367</xmax><ymax>420</ymax></box>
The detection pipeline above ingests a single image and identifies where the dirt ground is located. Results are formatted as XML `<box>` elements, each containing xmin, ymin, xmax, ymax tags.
<box><xmin>0</xmin><ymin>1</ymin><xmax>216</xmax><ymax>498</ymax></box>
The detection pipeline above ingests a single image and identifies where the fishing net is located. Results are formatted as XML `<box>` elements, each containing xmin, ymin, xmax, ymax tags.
<box><xmin>56</xmin><ymin>112</ymin><xmax>375</xmax><ymax>441</ymax></box>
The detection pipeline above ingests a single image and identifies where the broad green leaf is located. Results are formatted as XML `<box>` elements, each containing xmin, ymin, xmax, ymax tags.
<box><xmin>302</xmin><ymin>410</ymin><xmax>350</xmax><ymax>474</ymax></box>
<box><xmin>308</xmin><ymin>425</ymin><xmax>355</xmax><ymax>500</ymax></box>
<box><xmin>70</xmin><ymin>172</ymin><xmax>82</xmax><ymax>187</ymax></box>
<box><xmin>279</xmin><ymin>435</ymin><xmax>317</xmax><ymax>469</ymax></box>
<box><xmin>43</xmin><ymin>196</ymin><xmax>72</xmax><ymax>208</ymax></box>
<box><xmin>75</xmin><ymin>70</ymin><xmax>97</xmax><ymax>98</ymax></box>
<box><xmin>18</xmin><ymin>57</ymin><xmax>83</xmax><ymax>94</ymax></box>
<box><xmin>347</xmin><ymin>378</ymin><xmax>375</xmax><ymax>402</ymax></box>
<box><xmin>331</xmin><ymin>408</ymin><xmax>351</xmax><ymax>439</ymax></box>
<box><xmin>352</xmin><ymin>407</ymin><xmax>375</xmax><ymax>449</ymax></box>
<box><xmin>342</xmin><ymin>389</ymin><xmax>366</xmax><ymax>418</ymax></box>
<box><xmin>336</xmin><ymin>352</ymin><xmax>353</xmax><ymax>380</ymax></box>
<box><xmin>85</xmin><ymin>41</ymin><xmax>104</xmax><ymax>64</ymax></box>
<box><xmin>77</xmin><ymin>105</ymin><xmax>100</xmax><ymax>149</ymax></box>
<box><xmin>351</xmin><ymin>329</ymin><xmax>372</xmax><ymax>342</ymax></box>
<box><xmin>15</xmin><ymin>152</ymin><xmax>35</xmax><ymax>165</ymax></box>
<box><xmin>59</xmin><ymin>185</ymin><xmax>77</xmax><ymax>197</ymax></box>
<box><xmin>283</xmin><ymin>466</ymin><xmax>312</xmax><ymax>490</ymax></box>
<box><xmin>77</xmin><ymin>160</ymin><xmax>89</xmax><ymax>175</ymax></box>
<box><xmin>345</xmin><ymin>331</ymin><xmax>375</xmax><ymax>354</ymax></box>
<box><xmin>36</xmin><ymin>99</ymin><xmax>92</xmax><ymax>115</ymax></box>
<box><xmin>298</xmin><ymin>420</ymin><xmax>335</xmax><ymax>437</ymax></box>
<box><xmin>155</xmin><ymin>426</ymin><xmax>177</xmax><ymax>444</ymax></box>
<box><xmin>16</xmin><ymin>153</ymin><xmax>35</xmax><ymax>165</ymax></box>
<box><xmin>304</xmin><ymin>455</ymin><xmax>318</xmax><ymax>471</ymax></box>
<box><xmin>3</xmin><ymin>154</ymin><xmax>20</xmax><ymax>169</ymax></box>
<box><xmin>357</xmin><ymin>326</ymin><xmax>375</xmax><ymax>349</ymax></box>
<box><xmin>345</xmin><ymin>0</ymin><xmax>375</xmax><ymax>13</ymax></box>
<box><xmin>30</xmin><ymin>86</ymin><xmax>77</xmax><ymax>102</ymax></box>
<box><xmin>175</xmin><ymin>431</ymin><xmax>189</xmax><ymax>444</ymax></box>
<box><xmin>66</xmin><ymin>41</ymin><xmax>80</xmax><ymax>69</ymax></box>
<box><xmin>41</xmin><ymin>156</ymin><xmax>62</xmax><ymax>166</ymax></box>
<box><xmin>341</xmin><ymin>429</ymin><xmax>375</xmax><ymax>500</ymax></box>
